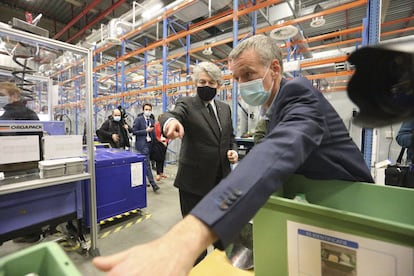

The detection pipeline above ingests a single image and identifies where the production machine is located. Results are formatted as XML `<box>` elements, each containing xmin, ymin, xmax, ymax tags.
<box><xmin>0</xmin><ymin>120</ymin><xmax>86</xmax><ymax>245</ymax></box>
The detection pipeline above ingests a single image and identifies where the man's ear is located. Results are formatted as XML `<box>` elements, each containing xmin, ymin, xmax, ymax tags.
<box><xmin>270</xmin><ymin>59</ymin><xmax>281</xmax><ymax>78</ymax></box>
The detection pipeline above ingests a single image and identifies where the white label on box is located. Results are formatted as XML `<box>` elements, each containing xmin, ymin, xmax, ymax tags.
<box><xmin>43</xmin><ymin>135</ymin><xmax>83</xmax><ymax>160</ymax></box>
<box><xmin>0</xmin><ymin>136</ymin><xmax>40</xmax><ymax>164</ymax></box>
<box><xmin>131</xmin><ymin>162</ymin><xmax>143</xmax><ymax>187</ymax></box>
<box><xmin>287</xmin><ymin>221</ymin><xmax>413</xmax><ymax>276</ymax></box>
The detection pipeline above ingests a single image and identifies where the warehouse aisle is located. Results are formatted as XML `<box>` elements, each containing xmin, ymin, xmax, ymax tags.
<box><xmin>0</xmin><ymin>164</ymin><xmax>181</xmax><ymax>275</ymax></box>
<box><xmin>74</xmin><ymin>163</ymin><xmax>181</xmax><ymax>275</ymax></box>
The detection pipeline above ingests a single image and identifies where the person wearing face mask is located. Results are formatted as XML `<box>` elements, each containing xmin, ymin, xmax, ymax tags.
<box><xmin>0</xmin><ymin>83</ymin><xmax>41</xmax><ymax>244</ymax></box>
<box><xmin>0</xmin><ymin>82</ymin><xmax>39</xmax><ymax>120</ymax></box>
<box><xmin>93</xmin><ymin>35</ymin><xmax>373</xmax><ymax>275</ymax></box>
<box><xmin>156</xmin><ymin>61</ymin><xmax>238</xmax><ymax>265</ymax></box>
<box><xmin>96</xmin><ymin>108</ymin><xmax>132</xmax><ymax>149</ymax></box>
<box><xmin>132</xmin><ymin>103</ymin><xmax>160</xmax><ymax>193</ymax></box>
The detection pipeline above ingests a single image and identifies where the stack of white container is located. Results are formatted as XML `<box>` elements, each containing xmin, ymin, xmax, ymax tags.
<box><xmin>38</xmin><ymin>157</ymin><xmax>85</xmax><ymax>178</ymax></box>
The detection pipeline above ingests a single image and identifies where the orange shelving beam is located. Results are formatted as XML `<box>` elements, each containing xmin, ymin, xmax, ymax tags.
<box><xmin>300</xmin><ymin>55</ymin><xmax>349</xmax><ymax>68</ymax></box>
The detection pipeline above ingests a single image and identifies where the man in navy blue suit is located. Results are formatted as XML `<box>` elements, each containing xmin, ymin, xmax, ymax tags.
<box><xmin>132</xmin><ymin>103</ymin><xmax>160</xmax><ymax>193</ymax></box>
<box><xmin>94</xmin><ymin>35</ymin><xmax>373</xmax><ymax>275</ymax></box>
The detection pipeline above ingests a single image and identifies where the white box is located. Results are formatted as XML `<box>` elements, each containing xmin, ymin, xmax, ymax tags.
<box><xmin>62</xmin><ymin>157</ymin><xmax>85</xmax><ymax>175</ymax></box>
<box><xmin>38</xmin><ymin>159</ymin><xmax>66</xmax><ymax>178</ymax></box>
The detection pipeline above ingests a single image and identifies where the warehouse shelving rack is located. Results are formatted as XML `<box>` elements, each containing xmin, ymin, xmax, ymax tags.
<box><xmin>53</xmin><ymin>0</ymin><xmax>370</xmax><ymax>121</ymax></box>
<box><xmin>49</xmin><ymin>0</ymin><xmax>413</xmax><ymax>163</ymax></box>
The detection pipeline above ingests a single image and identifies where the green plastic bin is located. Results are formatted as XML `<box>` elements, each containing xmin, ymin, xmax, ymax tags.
<box><xmin>253</xmin><ymin>175</ymin><xmax>414</xmax><ymax>276</ymax></box>
<box><xmin>0</xmin><ymin>241</ymin><xmax>81</xmax><ymax>276</ymax></box>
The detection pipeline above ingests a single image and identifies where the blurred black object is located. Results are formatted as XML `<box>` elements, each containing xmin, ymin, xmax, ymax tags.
<box><xmin>347</xmin><ymin>39</ymin><xmax>414</xmax><ymax>128</ymax></box>
<box><xmin>117</xmin><ymin>105</ymin><xmax>128</xmax><ymax>122</ymax></box>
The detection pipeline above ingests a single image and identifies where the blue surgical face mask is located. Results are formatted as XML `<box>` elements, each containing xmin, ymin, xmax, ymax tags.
<box><xmin>0</xmin><ymin>96</ymin><xmax>8</xmax><ymax>109</ymax></box>
<box><xmin>113</xmin><ymin>115</ymin><xmax>121</xmax><ymax>122</ymax></box>
<box><xmin>239</xmin><ymin>66</ymin><xmax>273</xmax><ymax>106</ymax></box>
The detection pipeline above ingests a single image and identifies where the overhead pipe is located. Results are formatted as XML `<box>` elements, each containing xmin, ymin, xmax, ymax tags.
<box><xmin>66</xmin><ymin>0</ymin><xmax>126</xmax><ymax>43</ymax></box>
<box><xmin>94</xmin><ymin>0</ymin><xmax>279</xmax><ymax>55</ymax></box>
<box><xmin>54</xmin><ymin>0</ymin><xmax>102</xmax><ymax>39</ymax></box>
<box><xmin>96</xmin><ymin>0</ymin><xmax>368</xmax><ymax>79</ymax></box>
<box><xmin>167</xmin><ymin>1</ymin><xmax>365</xmax><ymax>60</ymax></box>
<box><xmin>94</xmin><ymin>0</ymin><xmax>282</xmax><ymax>71</ymax></box>
<box><xmin>87</xmin><ymin>0</ymin><xmax>193</xmax><ymax>53</ymax></box>
<box><xmin>64</xmin><ymin>0</ymin><xmax>369</xmax><ymax>93</ymax></box>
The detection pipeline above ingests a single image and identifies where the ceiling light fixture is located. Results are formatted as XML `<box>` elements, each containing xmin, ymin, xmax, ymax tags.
<box><xmin>203</xmin><ymin>47</ymin><xmax>213</xmax><ymax>56</ymax></box>
<box><xmin>270</xmin><ymin>25</ymin><xmax>299</xmax><ymax>40</ymax></box>
<box><xmin>310</xmin><ymin>16</ymin><xmax>325</xmax><ymax>28</ymax></box>
<box><xmin>310</xmin><ymin>4</ymin><xmax>326</xmax><ymax>28</ymax></box>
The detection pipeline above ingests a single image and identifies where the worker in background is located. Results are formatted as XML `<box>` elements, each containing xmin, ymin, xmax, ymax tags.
<box><xmin>132</xmin><ymin>103</ymin><xmax>160</xmax><ymax>193</ymax></box>
<box><xmin>396</xmin><ymin>120</ymin><xmax>414</xmax><ymax>163</ymax></box>
<box><xmin>151</xmin><ymin>113</ymin><xmax>169</xmax><ymax>181</ymax></box>
<box><xmin>93</xmin><ymin>34</ymin><xmax>373</xmax><ymax>275</ymax></box>
<box><xmin>0</xmin><ymin>82</ymin><xmax>41</xmax><ymax>243</ymax></box>
<box><xmin>96</xmin><ymin>108</ymin><xmax>131</xmax><ymax>149</ymax></box>
<box><xmin>0</xmin><ymin>82</ymin><xmax>39</xmax><ymax>120</ymax></box>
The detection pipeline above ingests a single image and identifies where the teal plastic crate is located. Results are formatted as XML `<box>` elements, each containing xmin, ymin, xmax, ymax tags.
<box><xmin>0</xmin><ymin>241</ymin><xmax>81</xmax><ymax>276</ymax></box>
<box><xmin>253</xmin><ymin>175</ymin><xmax>414</xmax><ymax>276</ymax></box>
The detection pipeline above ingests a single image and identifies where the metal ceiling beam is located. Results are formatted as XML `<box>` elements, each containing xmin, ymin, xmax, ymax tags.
<box><xmin>66</xmin><ymin>0</ymin><xmax>126</xmax><ymax>43</ymax></box>
<box><xmin>53</xmin><ymin>0</ymin><xmax>103</xmax><ymax>39</ymax></box>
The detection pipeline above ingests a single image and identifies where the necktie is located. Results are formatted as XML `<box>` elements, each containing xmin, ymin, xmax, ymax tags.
<box><xmin>207</xmin><ymin>103</ymin><xmax>221</xmax><ymax>132</ymax></box>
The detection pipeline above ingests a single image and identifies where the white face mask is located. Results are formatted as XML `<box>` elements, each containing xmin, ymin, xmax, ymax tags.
<box><xmin>113</xmin><ymin>115</ymin><xmax>121</xmax><ymax>122</ymax></box>
<box><xmin>0</xmin><ymin>96</ymin><xmax>8</xmax><ymax>109</ymax></box>
<box><xmin>239</xmin><ymin>66</ymin><xmax>273</xmax><ymax>106</ymax></box>
<box><xmin>144</xmin><ymin>110</ymin><xmax>152</xmax><ymax>117</ymax></box>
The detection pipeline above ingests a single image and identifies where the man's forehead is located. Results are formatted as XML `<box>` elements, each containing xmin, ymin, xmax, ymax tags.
<box><xmin>230</xmin><ymin>62</ymin><xmax>257</xmax><ymax>74</ymax></box>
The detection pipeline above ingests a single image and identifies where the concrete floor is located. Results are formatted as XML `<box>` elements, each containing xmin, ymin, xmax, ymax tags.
<box><xmin>0</xmin><ymin>164</ymin><xmax>182</xmax><ymax>275</ymax></box>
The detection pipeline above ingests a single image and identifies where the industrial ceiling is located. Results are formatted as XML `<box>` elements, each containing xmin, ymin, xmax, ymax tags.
<box><xmin>0</xmin><ymin>0</ymin><xmax>413</xmax><ymax>93</ymax></box>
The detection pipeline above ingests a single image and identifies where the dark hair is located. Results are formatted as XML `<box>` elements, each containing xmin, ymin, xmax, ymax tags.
<box><xmin>142</xmin><ymin>103</ymin><xmax>152</xmax><ymax>110</ymax></box>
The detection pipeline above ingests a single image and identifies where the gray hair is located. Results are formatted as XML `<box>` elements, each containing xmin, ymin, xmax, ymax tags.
<box><xmin>192</xmin><ymin>61</ymin><xmax>222</xmax><ymax>85</ymax></box>
<box><xmin>229</xmin><ymin>34</ymin><xmax>284</xmax><ymax>72</ymax></box>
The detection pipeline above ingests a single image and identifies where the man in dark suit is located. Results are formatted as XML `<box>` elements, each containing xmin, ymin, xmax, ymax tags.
<box><xmin>93</xmin><ymin>35</ymin><xmax>373</xmax><ymax>275</ymax></box>
<box><xmin>159</xmin><ymin>61</ymin><xmax>239</xmax><ymax>264</ymax></box>
<box><xmin>132</xmin><ymin>103</ymin><xmax>160</xmax><ymax>193</ymax></box>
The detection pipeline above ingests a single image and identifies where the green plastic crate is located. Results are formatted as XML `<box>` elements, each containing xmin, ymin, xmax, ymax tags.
<box><xmin>253</xmin><ymin>175</ymin><xmax>414</xmax><ymax>276</ymax></box>
<box><xmin>0</xmin><ymin>241</ymin><xmax>81</xmax><ymax>276</ymax></box>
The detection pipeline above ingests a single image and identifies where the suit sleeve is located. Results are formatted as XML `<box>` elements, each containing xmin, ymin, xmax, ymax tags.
<box><xmin>160</xmin><ymin>98</ymin><xmax>189</xmax><ymax>132</ymax></box>
<box><xmin>132</xmin><ymin>116</ymin><xmax>147</xmax><ymax>137</ymax></box>
<box><xmin>396</xmin><ymin>120</ymin><xmax>414</xmax><ymax>148</ymax></box>
<box><xmin>190</xmin><ymin>80</ymin><xmax>326</xmax><ymax>248</ymax></box>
